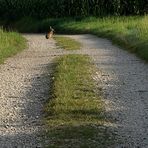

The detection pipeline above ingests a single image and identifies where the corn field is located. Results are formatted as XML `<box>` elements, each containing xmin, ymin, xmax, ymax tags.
<box><xmin>0</xmin><ymin>0</ymin><xmax>147</xmax><ymax>19</ymax></box>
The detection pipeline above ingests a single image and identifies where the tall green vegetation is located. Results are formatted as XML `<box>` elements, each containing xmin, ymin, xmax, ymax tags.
<box><xmin>0</xmin><ymin>0</ymin><xmax>147</xmax><ymax>20</ymax></box>
<box><xmin>0</xmin><ymin>29</ymin><xmax>26</xmax><ymax>63</ymax></box>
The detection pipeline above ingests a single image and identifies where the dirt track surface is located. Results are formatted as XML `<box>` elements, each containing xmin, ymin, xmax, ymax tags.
<box><xmin>68</xmin><ymin>34</ymin><xmax>148</xmax><ymax>148</ymax></box>
<box><xmin>0</xmin><ymin>34</ymin><xmax>148</xmax><ymax>147</ymax></box>
<box><xmin>0</xmin><ymin>34</ymin><xmax>58</xmax><ymax>147</ymax></box>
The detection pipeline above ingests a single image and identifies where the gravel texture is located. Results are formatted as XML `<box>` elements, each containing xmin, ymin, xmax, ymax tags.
<box><xmin>66</xmin><ymin>34</ymin><xmax>148</xmax><ymax>148</ymax></box>
<box><xmin>0</xmin><ymin>34</ymin><xmax>59</xmax><ymax>148</ymax></box>
<box><xmin>0</xmin><ymin>34</ymin><xmax>148</xmax><ymax>148</ymax></box>
<box><xmin>0</xmin><ymin>34</ymin><xmax>88</xmax><ymax>148</ymax></box>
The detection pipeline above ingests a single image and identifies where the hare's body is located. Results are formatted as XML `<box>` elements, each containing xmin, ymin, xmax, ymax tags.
<box><xmin>46</xmin><ymin>26</ymin><xmax>54</xmax><ymax>39</ymax></box>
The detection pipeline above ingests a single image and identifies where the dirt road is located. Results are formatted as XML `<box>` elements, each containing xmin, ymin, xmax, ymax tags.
<box><xmin>0</xmin><ymin>34</ymin><xmax>58</xmax><ymax>147</ymax></box>
<box><xmin>68</xmin><ymin>34</ymin><xmax>148</xmax><ymax>148</ymax></box>
<box><xmin>0</xmin><ymin>34</ymin><xmax>148</xmax><ymax>147</ymax></box>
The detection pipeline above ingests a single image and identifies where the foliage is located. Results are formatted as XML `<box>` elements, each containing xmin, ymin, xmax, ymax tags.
<box><xmin>0</xmin><ymin>0</ymin><xmax>147</xmax><ymax>19</ymax></box>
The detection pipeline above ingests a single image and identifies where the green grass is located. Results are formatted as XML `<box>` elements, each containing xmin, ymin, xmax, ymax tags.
<box><xmin>53</xmin><ymin>16</ymin><xmax>148</xmax><ymax>61</ymax></box>
<box><xmin>45</xmin><ymin>55</ymin><xmax>115</xmax><ymax>147</ymax></box>
<box><xmin>54</xmin><ymin>36</ymin><xmax>81</xmax><ymax>50</ymax></box>
<box><xmin>0</xmin><ymin>28</ymin><xmax>26</xmax><ymax>63</ymax></box>
<box><xmin>7</xmin><ymin>15</ymin><xmax>148</xmax><ymax>61</ymax></box>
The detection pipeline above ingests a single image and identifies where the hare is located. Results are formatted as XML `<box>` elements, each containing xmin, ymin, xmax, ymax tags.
<box><xmin>46</xmin><ymin>26</ymin><xmax>54</xmax><ymax>39</ymax></box>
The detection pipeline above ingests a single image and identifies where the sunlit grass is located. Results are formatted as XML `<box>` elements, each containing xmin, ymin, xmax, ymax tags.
<box><xmin>0</xmin><ymin>28</ymin><xmax>26</xmax><ymax>63</ymax></box>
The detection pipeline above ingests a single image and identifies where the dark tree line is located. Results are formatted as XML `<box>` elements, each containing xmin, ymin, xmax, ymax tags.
<box><xmin>0</xmin><ymin>0</ymin><xmax>147</xmax><ymax>19</ymax></box>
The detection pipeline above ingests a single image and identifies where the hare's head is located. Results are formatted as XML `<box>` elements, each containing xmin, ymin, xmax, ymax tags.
<box><xmin>49</xmin><ymin>26</ymin><xmax>54</xmax><ymax>32</ymax></box>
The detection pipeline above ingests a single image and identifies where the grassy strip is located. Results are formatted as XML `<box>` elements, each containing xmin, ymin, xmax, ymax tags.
<box><xmin>45</xmin><ymin>55</ymin><xmax>115</xmax><ymax>147</ymax></box>
<box><xmin>9</xmin><ymin>16</ymin><xmax>148</xmax><ymax>61</ymax></box>
<box><xmin>54</xmin><ymin>36</ymin><xmax>81</xmax><ymax>50</ymax></box>
<box><xmin>0</xmin><ymin>29</ymin><xmax>26</xmax><ymax>63</ymax></box>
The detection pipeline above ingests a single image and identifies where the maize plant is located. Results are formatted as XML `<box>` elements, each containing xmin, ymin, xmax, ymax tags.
<box><xmin>0</xmin><ymin>0</ymin><xmax>147</xmax><ymax>19</ymax></box>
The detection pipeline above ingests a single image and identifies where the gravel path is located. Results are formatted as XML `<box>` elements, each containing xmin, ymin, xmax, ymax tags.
<box><xmin>66</xmin><ymin>34</ymin><xmax>148</xmax><ymax>148</ymax></box>
<box><xmin>0</xmin><ymin>34</ymin><xmax>148</xmax><ymax>147</ymax></box>
<box><xmin>0</xmin><ymin>34</ymin><xmax>60</xmax><ymax>148</ymax></box>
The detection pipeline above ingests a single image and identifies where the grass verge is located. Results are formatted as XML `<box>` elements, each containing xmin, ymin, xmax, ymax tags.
<box><xmin>45</xmin><ymin>55</ymin><xmax>115</xmax><ymax>147</ymax></box>
<box><xmin>0</xmin><ymin>28</ymin><xmax>26</xmax><ymax>63</ymax></box>
<box><xmin>52</xmin><ymin>16</ymin><xmax>148</xmax><ymax>61</ymax></box>
<box><xmin>54</xmin><ymin>36</ymin><xmax>81</xmax><ymax>50</ymax></box>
